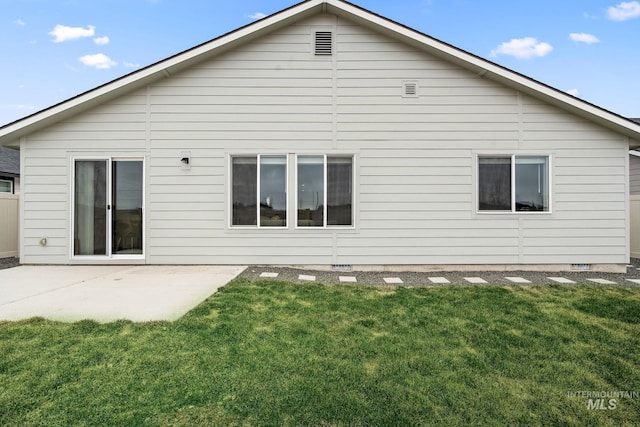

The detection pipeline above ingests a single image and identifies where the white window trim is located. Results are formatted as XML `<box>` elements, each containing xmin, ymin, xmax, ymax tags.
<box><xmin>70</xmin><ymin>156</ymin><xmax>145</xmax><ymax>261</ymax></box>
<box><xmin>229</xmin><ymin>154</ymin><xmax>289</xmax><ymax>229</ymax></box>
<box><xmin>476</xmin><ymin>154</ymin><xmax>552</xmax><ymax>215</ymax></box>
<box><xmin>228</xmin><ymin>153</ymin><xmax>356</xmax><ymax>230</ymax></box>
<box><xmin>294</xmin><ymin>154</ymin><xmax>356</xmax><ymax>229</ymax></box>
<box><xmin>0</xmin><ymin>178</ymin><xmax>13</xmax><ymax>193</ymax></box>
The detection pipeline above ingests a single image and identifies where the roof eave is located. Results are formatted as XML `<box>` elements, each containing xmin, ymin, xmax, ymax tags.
<box><xmin>2</xmin><ymin>0</ymin><xmax>640</xmax><ymax>145</ymax></box>
<box><xmin>0</xmin><ymin>0</ymin><xmax>323</xmax><ymax>145</ymax></box>
<box><xmin>326</xmin><ymin>0</ymin><xmax>640</xmax><ymax>142</ymax></box>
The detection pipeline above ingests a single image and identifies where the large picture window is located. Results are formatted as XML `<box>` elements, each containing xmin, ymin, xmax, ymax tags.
<box><xmin>297</xmin><ymin>155</ymin><xmax>353</xmax><ymax>227</ymax></box>
<box><xmin>231</xmin><ymin>155</ymin><xmax>287</xmax><ymax>227</ymax></box>
<box><xmin>478</xmin><ymin>155</ymin><xmax>549</xmax><ymax>212</ymax></box>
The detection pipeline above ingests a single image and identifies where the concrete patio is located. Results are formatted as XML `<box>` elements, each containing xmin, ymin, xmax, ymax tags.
<box><xmin>0</xmin><ymin>265</ymin><xmax>246</xmax><ymax>323</ymax></box>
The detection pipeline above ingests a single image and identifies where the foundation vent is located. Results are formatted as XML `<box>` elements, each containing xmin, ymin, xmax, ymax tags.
<box><xmin>571</xmin><ymin>263</ymin><xmax>591</xmax><ymax>271</ymax></box>
<box><xmin>315</xmin><ymin>31</ymin><xmax>333</xmax><ymax>55</ymax></box>
<box><xmin>332</xmin><ymin>264</ymin><xmax>352</xmax><ymax>272</ymax></box>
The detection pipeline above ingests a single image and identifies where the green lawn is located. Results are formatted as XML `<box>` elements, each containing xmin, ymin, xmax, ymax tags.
<box><xmin>1</xmin><ymin>279</ymin><xmax>639</xmax><ymax>426</ymax></box>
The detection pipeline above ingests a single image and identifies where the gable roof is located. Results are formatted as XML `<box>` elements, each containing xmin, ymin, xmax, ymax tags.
<box><xmin>1</xmin><ymin>0</ymin><xmax>640</xmax><ymax>147</ymax></box>
<box><xmin>0</xmin><ymin>147</ymin><xmax>20</xmax><ymax>177</ymax></box>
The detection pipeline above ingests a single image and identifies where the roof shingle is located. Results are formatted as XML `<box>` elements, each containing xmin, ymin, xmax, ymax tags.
<box><xmin>0</xmin><ymin>147</ymin><xmax>20</xmax><ymax>176</ymax></box>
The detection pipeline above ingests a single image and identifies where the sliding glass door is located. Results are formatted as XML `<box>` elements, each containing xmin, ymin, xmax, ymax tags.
<box><xmin>73</xmin><ymin>158</ymin><xmax>143</xmax><ymax>258</ymax></box>
<box><xmin>74</xmin><ymin>160</ymin><xmax>108</xmax><ymax>255</ymax></box>
<box><xmin>112</xmin><ymin>160</ymin><xmax>143</xmax><ymax>255</ymax></box>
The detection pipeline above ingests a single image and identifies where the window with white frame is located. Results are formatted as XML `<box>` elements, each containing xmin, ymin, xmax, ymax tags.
<box><xmin>297</xmin><ymin>155</ymin><xmax>353</xmax><ymax>227</ymax></box>
<box><xmin>0</xmin><ymin>179</ymin><xmax>12</xmax><ymax>193</ymax></box>
<box><xmin>478</xmin><ymin>155</ymin><xmax>549</xmax><ymax>212</ymax></box>
<box><xmin>231</xmin><ymin>155</ymin><xmax>287</xmax><ymax>227</ymax></box>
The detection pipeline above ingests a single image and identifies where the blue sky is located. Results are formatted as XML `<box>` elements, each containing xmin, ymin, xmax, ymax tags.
<box><xmin>1</xmin><ymin>0</ymin><xmax>639</xmax><ymax>126</ymax></box>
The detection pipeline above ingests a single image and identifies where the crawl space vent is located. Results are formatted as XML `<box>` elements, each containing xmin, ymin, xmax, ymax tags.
<box><xmin>315</xmin><ymin>31</ymin><xmax>333</xmax><ymax>55</ymax></box>
<box><xmin>332</xmin><ymin>264</ymin><xmax>352</xmax><ymax>272</ymax></box>
<box><xmin>571</xmin><ymin>263</ymin><xmax>591</xmax><ymax>271</ymax></box>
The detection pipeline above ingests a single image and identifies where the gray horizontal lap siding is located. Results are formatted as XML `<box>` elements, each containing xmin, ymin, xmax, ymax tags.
<box><xmin>19</xmin><ymin>13</ymin><xmax>629</xmax><ymax>265</ymax></box>
<box><xmin>21</xmin><ymin>94</ymin><xmax>148</xmax><ymax>262</ymax></box>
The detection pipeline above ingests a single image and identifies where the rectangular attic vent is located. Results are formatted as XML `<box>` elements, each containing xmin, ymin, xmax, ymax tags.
<box><xmin>315</xmin><ymin>31</ymin><xmax>333</xmax><ymax>55</ymax></box>
<box><xmin>403</xmin><ymin>81</ymin><xmax>418</xmax><ymax>97</ymax></box>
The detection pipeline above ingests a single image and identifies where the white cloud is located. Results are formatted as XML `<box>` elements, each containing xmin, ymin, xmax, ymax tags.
<box><xmin>490</xmin><ymin>37</ymin><xmax>553</xmax><ymax>59</ymax></box>
<box><xmin>78</xmin><ymin>53</ymin><xmax>117</xmax><ymax>69</ymax></box>
<box><xmin>607</xmin><ymin>1</ymin><xmax>640</xmax><ymax>20</ymax></box>
<box><xmin>249</xmin><ymin>12</ymin><xmax>267</xmax><ymax>20</ymax></box>
<box><xmin>6</xmin><ymin>104</ymin><xmax>37</xmax><ymax>111</ymax></box>
<box><xmin>567</xmin><ymin>89</ymin><xmax>580</xmax><ymax>97</ymax></box>
<box><xmin>50</xmin><ymin>24</ymin><xmax>95</xmax><ymax>43</ymax></box>
<box><xmin>94</xmin><ymin>36</ymin><xmax>110</xmax><ymax>45</ymax></box>
<box><xmin>569</xmin><ymin>32</ymin><xmax>600</xmax><ymax>44</ymax></box>
<box><xmin>13</xmin><ymin>19</ymin><xmax>25</xmax><ymax>26</ymax></box>
<box><xmin>123</xmin><ymin>61</ymin><xmax>141</xmax><ymax>68</ymax></box>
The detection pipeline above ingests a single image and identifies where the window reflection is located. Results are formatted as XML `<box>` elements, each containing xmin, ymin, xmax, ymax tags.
<box><xmin>232</xmin><ymin>157</ymin><xmax>257</xmax><ymax>226</ymax></box>
<box><xmin>260</xmin><ymin>156</ymin><xmax>287</xmax><ymax>227</ymax></box>
<box><xmin>297</xmin><ymin>156</ymin><xmax>324</xmax><ymax>227</ymax></box>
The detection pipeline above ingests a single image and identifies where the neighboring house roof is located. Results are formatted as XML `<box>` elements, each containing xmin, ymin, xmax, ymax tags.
<box><xmin>1</xmin><ymin>0</ymin><xmax>640</xmax><ymax>147</ymax></box>
<box><xmin>0</xmin><ymin>147</ymin><xmax>20</xmax><ymax>177</ymax></box>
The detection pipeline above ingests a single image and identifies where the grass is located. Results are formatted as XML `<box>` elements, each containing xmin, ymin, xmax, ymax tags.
<box><xmin>1</xmin><ymin>279</ymin><xmax>639</xmax><ymax>426</ymax></box>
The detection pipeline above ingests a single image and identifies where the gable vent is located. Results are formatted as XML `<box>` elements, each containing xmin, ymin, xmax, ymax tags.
<box><xmin>315</xmin><ymin>31</ymin><xmax>333</xmax><ymax>55</ymax></box>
